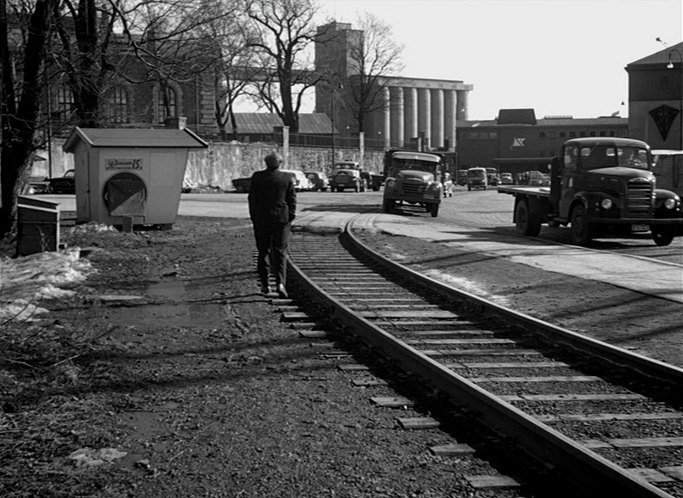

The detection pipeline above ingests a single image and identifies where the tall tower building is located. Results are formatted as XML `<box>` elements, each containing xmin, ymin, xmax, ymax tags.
<box><xmin>314</xmin><ymin>21</ymin><xmax>473</xmax><ymax>151</ymax></box>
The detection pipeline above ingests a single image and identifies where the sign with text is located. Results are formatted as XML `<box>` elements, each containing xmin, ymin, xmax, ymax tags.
<box><xmin>105</xmin><ymin>158</ymin><xmax>143</xmax><ymax>170</ymax></box>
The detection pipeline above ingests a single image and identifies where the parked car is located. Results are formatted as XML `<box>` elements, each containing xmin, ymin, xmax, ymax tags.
<box><xmin>232</xmin><ymin>177</ymin><xmax>252</xmax><ymax>193</ymax></box>
<box><xmin>24</xmin><ymin>177</ymin><xmax>52</xmax><ymax>195</ymax></box>
<box><xmin>527</xmin><ymin>170</ymin><xmax>550</xmax><ymax>186</ymax></box>
<box><xmin>47</xmin><ymin>169</ymin><xmax>75</xmax><ymax>194</ymax></box>
<box><xmin>329</xmin><ymin>168</ymin><xmax>366</xmax><ymax>192</ymax></box>
<box><xmin>500</xmin><ymin>172</ymin><xmax>514</xmax><ymax>185</ymax></box>
<box><xmin>281</xmin><ymin>169</ymin><xmax>312</xmax><ymax>191</ymax></box>
<box><xmin>304</xmin><ymin>170</ymin><xmax>329</xmax><ymax>191</ymax></box>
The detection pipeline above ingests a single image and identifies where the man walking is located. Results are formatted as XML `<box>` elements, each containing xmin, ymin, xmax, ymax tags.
<box><xmin>248</xmin><ymin>152</ymin><xmax>297</xmax><ymax>298</ymax></box>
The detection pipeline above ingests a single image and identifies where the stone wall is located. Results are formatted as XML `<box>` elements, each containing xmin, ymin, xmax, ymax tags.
<box><xmin>40</xmin><ymin>139</ymin><xmax>386</xmax><ymax>191</ymax></box>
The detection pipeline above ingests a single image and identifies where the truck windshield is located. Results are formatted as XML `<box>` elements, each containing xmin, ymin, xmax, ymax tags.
<box><xmin>392</xmin><ymin>159</ymin><xmax>437</xmax><ymax>173</ymax></box>
<box><xmin>467</xmin><ymin>169</ymin><xmax>485</xmax><ymax>179</ymax></box>
<box><xmin>581</xmin><ymin>145</ymin><xmax>650</xmax><ymax>171</ymax></box>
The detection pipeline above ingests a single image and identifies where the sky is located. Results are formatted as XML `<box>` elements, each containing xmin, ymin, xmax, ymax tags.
<box><xmin>313</xmin><ymin>0</ymin><xmax>683</xmax><ymax>121</ymax></box>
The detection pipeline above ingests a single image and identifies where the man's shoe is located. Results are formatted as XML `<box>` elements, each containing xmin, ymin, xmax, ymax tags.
<box><xmin>276</xmin><ymin>284</ymin><xmax>288</xmax><ymax>299</ymax></box>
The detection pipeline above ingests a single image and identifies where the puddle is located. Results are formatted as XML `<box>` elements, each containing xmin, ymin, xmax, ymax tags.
<box><xmin>104</xmin><ymin>280</ymin><xmax>224</xmax><ymax>328</ymax></box>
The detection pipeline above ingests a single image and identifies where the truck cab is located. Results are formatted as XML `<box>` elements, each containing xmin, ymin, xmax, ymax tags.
<box><xmin>382</xmin><ymin>149</ymin><xmax>444</xmax><ymax>217</ymax></box>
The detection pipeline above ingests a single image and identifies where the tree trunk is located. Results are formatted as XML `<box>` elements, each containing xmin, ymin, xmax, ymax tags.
<box><xmin>0</xmin><ymin>0</ymin><xmax>54</xmax><ymax>238</ymax></box>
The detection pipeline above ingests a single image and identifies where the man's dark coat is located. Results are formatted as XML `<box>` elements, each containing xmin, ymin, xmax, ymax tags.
<box><xmin>248</xmin><ymin>169</ymin><xmax>297</xmax><ymax>225</ymax></box>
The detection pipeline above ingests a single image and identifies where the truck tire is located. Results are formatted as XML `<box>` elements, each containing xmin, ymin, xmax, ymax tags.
<box><xmin>383</xmin><ymin>199</ymin><xmax>395</xmax><ymax>213</ymax></box>
<box><xmin>570</xmin><ymin>204</ymin><xmax>594</xmax><ymax>246</ymax></box>
<box><xmin>651</xmin><ymin>226</ymin><xmax>675</xmax><ymax>246</ymax></box>
<box><xmin>515</xmin><ymin>199</ymin><xmax>541</xmax><ymax>236</ymax></box>
<box><xmin>430</xmin><ymin>203</ymin><xmax>439</xmax><ymax>217</ymax></box>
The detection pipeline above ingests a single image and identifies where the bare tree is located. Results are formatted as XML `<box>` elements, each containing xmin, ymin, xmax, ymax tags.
<box><xmin>346</xmin><ymin>12</ymin><xmax>403</xmax><ymax>134</ymax></box>
<box><xmin>0</xmin><ymin>0</ymin><xmax>232</xmax><ymax>238</ymax></box>
<box><xmin>246</xmin><ymin>0</ymin><xmax>322</xmax><ymax>133</ymax></box>
<box><xmin>0</xmin><ymin>0</ymin><xmax>57</xmax><ymax>238</ymax></box>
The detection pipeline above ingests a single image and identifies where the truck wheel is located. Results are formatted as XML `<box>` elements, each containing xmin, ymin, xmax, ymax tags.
<box><xmin>383</xmin><ymin>199</ymin><xmax>395</xmax><ymax>213</ymax></box>
<box><xmin>651</xmin><ymin>226</ymin><xmax>675</xmax><ymax>246</ymax></box>
<box><xmin>430</xmin><ymin>204</ymin><xmax>439</xmax><ymax>217</ymax></box>
<box><xmin>570</xmin><ymin>204</ymin><xmax>594</xmax><ymax>246</ymax></box>
<box><xmin>515</xmin><ymin>199</ymin><xmax>541</xmax><ymax>236</ymax></box>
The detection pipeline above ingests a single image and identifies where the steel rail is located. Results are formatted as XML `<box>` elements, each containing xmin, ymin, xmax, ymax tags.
<box><xmin>286</xmin><ymin>215</ymin><xmax>678</xmax><ymax>498</ymax></box>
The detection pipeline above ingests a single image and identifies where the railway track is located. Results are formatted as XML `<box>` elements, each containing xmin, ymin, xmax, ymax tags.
<box><xmin>286</xmin><ymin>214</ymin><xmax>683</xmax><ymax>498</ymax></box>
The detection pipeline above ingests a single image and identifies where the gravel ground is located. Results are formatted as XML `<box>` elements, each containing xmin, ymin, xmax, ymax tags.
<box><xmin>0</xmin><ymin>215</ymin><xmax>680</xmax><ymax>497</ymax></box>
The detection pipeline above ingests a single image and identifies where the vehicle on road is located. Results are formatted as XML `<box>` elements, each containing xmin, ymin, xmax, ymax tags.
<box><xmin>304</xmin><ymin>171</ymin><xmax>329</xmax><ymax>191</ymax></box>
<box><xmin>232</xmin><ymin>177</ymin><xmax>251</xmax><ymax>193</ymax></box>
<box><xmin>329</xmin><ymin>167</ymin><xmax>365</xmax><ymax>192</ymax></box>
<box><xmin>382</xmin><ymin>149</ymin><xmax>444</xmax><ymax>217</ymax></box>
<box><xmin>281</xmin><ymin>169</ymin><xmax>312</xmax><ymax>191</ymax></box>
<box><xmin>485</xmin><ymin>168</ymin><xmax>500</xmax><ymax>187</ymax></box>
<box><xmin>47</xmin><ymin>169</ymin><xmax>75</xmax><ymax>194</ymax></box>
<box><xmin>500</xmin><ymin>172</ymin><xmax>514</xmax><ymax>185</ymax></box>
<box><xmin>456</xmin><ymin>169</ymin><xmax>469</xmax><ymax>186</ymax></box>
<box><xmin>498</xmin><ymin>137</ymin><xmax>683</xmax><ymax>246</ymax></box>
<box><xmin>466</xmin><ymin>167</ymin><xmax>487</xmax><ymax>191</ymax></box>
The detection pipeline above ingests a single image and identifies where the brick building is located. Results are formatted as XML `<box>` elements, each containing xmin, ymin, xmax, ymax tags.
<box><xmin>456</xmin><ymin>109</ymin><xmax>629</xmax><ymax>176</ymax></box>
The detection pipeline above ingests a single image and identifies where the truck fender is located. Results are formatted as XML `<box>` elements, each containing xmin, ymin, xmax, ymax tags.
<box><xmin>653</xmin><ymin>189</ymin><xmax>683</xmax><ymax>218</ymax></box>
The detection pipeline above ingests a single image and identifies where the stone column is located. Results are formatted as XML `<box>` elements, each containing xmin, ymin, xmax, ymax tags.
<box><xmin>431</xmin><ymin>89</ymin><xmax>444</xmax><ymax>149</ymax></box>
<box><xmin>383</xmin><ymin>86</ymin><xmax>391</xmax><ymax>149</ymax></box>
<box><xmin>390</xmin><ymin>87</ymin><xmax>404</xmax><ymax>148</ymax></box>
<box><xmin>404</xmin><ymin>87</ymin><xmax>418</xmax><ymax>145</ymax></box>
<box><xmin>456</xmin><ymin>90</ymin><xmax>468</xmax><ymax>121</ymax></box>
<box><xmin>444</xmin><ymin>89</ymin><xmax>457</xmax><ymax>151</ymax></box>
<box><xmin>418</xmin><ymin>88</ymin><xmax>431</xmax><ymax>150</ymax></box>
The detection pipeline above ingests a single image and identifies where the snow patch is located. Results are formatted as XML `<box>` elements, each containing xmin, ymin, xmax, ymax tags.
<box><xmin>0</xmin><ymin>247</ymin><xmax>93</xmax><ymax>322</ymax></box>
<box><xmin>422</xmin><ymin>269</ymin><xmax>511</xmax><ymax>307</ymax></box>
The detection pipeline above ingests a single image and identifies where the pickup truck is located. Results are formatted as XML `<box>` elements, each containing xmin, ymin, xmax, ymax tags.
<box><xmin>498</xmin><ymin>137</ymin><xmax>683</xmax><ymax>246</ymax></box>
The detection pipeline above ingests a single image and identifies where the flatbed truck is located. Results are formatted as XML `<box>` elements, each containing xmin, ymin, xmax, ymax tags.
<box><xmin>498</xmin><ymin>137</ymin><xmax>683</xmax><ymax>246</ymax></box>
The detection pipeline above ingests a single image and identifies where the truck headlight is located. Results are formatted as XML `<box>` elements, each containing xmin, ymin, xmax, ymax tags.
<box><xmin>664</xmin><ymin>198</ymin><xmax>677</xmax><ymax>210</ymax></box>
<box><xmin>600</xmin><ymin>198</ymin><xmax>613</xmax><ymax>210</ymax></box>
<box><xmin>385</xmin><ymin>178</ymin><xmax>396</xmax><ymax>189</ymax></box>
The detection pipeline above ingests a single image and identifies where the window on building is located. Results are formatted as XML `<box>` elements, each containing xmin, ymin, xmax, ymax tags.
<box><xmin>106</xmin><ymin>86</ymin><xmax>129</xmax><ymax>124</ymax></box>
<box><xmin>54</xmin><ymin>86</ymin><xmax>74</xmax><ymax>122</ymax></box>
<box><xmin>579</xmin><ymin>131</ymin><xmax>586</xmax><ymax>137</ymax></box>
<box><xmin>559</xmin><ymin>131</ymin><xmax>566</xmax><ymax>138</ymax></box>
<box><xmin>610</xmin><ymin>130</ymin><xmax>616</xmax><ymax>137</ymax></box>
<box><xmin>539</xmin><ymin>131</ymin><xmax>546</xmax><ymax>138</ymax></box>
<box><xmin>599</xmin><ymin>131</ymin><xmax>606</xmax><ymax>137</ymax></box>
<box><xmin>488</xmin><ymin>131</ymin><xmax>497</xmax><ymax>140</ymax></box>
<box><xmin>569</xmin><ymin>131</ymin><xmax>576</xmax><ymax>138</ymax></box>
<box><xmin>589</xmin><ymin>131</ymin><xmax>596</xmax><ymax>137</ymax></box>
<box><xmin>158</xmin><ymin>86</ymin><xmax>178</xmax><ymax>122</ymax></box>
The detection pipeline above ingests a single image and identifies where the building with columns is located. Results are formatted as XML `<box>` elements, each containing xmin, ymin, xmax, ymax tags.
<box><xmin>315</xmin><ymin>21</ymin><xmax>472</xmax><ymax>151</ymax></box>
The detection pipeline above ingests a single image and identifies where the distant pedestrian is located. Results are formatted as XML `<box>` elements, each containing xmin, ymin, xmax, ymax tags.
<box><xmin>248</xmin><ymin>152</ymin><xmax>297</xmax><ymax>298</ymax></box>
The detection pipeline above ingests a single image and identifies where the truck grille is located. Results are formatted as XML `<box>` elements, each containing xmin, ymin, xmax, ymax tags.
<box><xmin>400</xmin><ymin>182</ymin><xmax>424</xmax><ymax>195</ymax></box>
<box><xmin>625</xmin><ymin>179</ymin><xmax>653</xmax><ymax>218</ymax></box>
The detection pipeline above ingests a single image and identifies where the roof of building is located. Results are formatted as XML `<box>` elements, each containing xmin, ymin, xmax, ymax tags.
<box><xmin>225</xmin><ymin>113</ymin><xmax>336</xmax><ymax>135</ymax></box>
<box><xmin>628</xmin><ymin>41</ymin><xmax>683</xmax><ymax>67</ymax></box>
<box><xmin>497</xmin><ymin>108</ymin><xmax>537</xmax><ymax>125</ymax></box>
<box><xmin>63</xmin><ymin>127</ymin><xmax>208</xmax><ymax>152</ymax></box>
<box><xmin>459</xmin><ymin>114</ymin><xmax>626</xmax><ymax>128</ymax></box>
